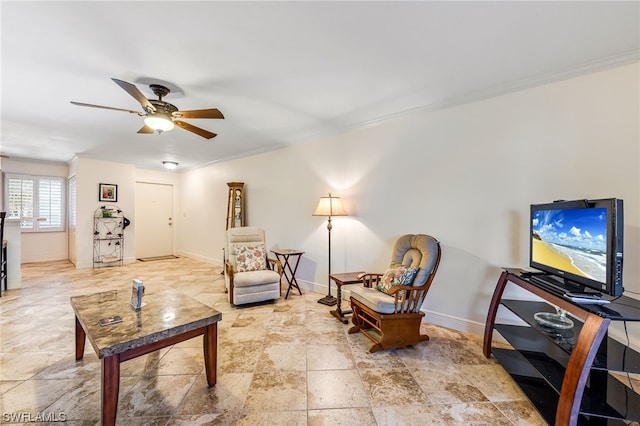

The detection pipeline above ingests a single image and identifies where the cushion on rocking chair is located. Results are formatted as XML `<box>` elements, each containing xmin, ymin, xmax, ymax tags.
<box><xmin>349</xmin><ymin>286</ymin><xmax>398</xmax><ymax>314</ymax></box>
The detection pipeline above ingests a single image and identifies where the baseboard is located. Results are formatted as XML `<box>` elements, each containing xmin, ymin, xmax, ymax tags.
<box><xmin>174</xmin><ymin>250</ymin><xmax>222</xmax><ymax>267</ymax></box>
<box><xmin>423</xmin><ymin>309</ymin><xmax>508</xmax><ymax>344</ymax></box>
<box><xmin>297</xmin><ymin>279</ymin><xmax>323</xmax><ymax>294</ymax></box>
<box><xmin>422</xmin><ymin>309</ymin><xmax>484</xmax><ymax>337</ymax></box>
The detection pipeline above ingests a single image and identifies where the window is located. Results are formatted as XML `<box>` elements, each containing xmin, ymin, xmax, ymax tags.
<box><xmin>5</xmin><ymin>174</ymin><xmax>65</xmax><ymax>232</ymax></box>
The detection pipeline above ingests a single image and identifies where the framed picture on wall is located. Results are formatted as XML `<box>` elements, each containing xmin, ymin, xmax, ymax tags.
<box><xmin>99</xmin><ymin>183</ymin><xmax>118</xmax><ymax>202</ymax></box>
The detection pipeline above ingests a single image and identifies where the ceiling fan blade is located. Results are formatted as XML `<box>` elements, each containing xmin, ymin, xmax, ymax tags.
<box><xmin>174</xmin><ymin>120</ymin><xmax>217</xmax><ymax>139</ymax></box>
<box><xmin>173</xmin><ymin>108</ymin><xmax>224</xmax><ymax>119</ymax></box>
<box><xmin>137</xmin><ymin>125</ymin><xmax>155</xmax><ymax>134</ymax></box>
<box><xmin>70</xmin><ymin>101</ymin><xmax>145</xmax><ymax>116</ymax></box>
<box><xmin>111</xmin><ymin>78</ymin><xmax>156</xmax><ymax>112</ymax></box>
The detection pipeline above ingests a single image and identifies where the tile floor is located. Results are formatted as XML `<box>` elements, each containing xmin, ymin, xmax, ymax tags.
<box><xmin>0</xmin><ymin>257</ymin><xmax>546</xmax><ymax>425</ymax></box>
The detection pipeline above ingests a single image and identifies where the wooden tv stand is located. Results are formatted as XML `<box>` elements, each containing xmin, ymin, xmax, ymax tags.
<box><xmin>484</xmin><ymin>269</ymin><xmax>640</xmax><ymax>425</ymax></box>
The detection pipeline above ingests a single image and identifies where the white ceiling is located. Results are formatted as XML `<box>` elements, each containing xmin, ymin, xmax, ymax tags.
<box><xmin>1</xmin><ymin>1</ymin><xmax>638</xmax><ymax>171</ymax></box>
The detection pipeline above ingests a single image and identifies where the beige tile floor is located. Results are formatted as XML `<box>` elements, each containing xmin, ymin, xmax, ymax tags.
<box><xmin>0</xmin><ymin>257</ymin><xmax>546</xmax><ymax>425</ymax></box>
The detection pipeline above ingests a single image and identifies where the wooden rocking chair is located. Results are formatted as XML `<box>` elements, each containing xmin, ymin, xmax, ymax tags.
<box><xmin>348</xmin><ymin>234</ymin><xmax>441</xmax><ymax>353</ymax></box>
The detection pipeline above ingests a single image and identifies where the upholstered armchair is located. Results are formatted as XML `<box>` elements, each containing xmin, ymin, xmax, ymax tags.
<box><xmin>348</xmin><ymin>234</ymin><xmax>441</xmax><ymax>352</ymax></box>
<box><xmin>224</xmin><ymin>227</ymin><xmax>283</xmax><ymax>305</ymax></box>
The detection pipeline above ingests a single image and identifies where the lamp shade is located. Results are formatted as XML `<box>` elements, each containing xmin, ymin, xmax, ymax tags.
<box><xmin>313</xmin><ymin>193</ymin><xmax>348</xmax><ymax>217</ymax></box>
<box><xmin>144</xmin><ymin>115</ymin><xmax>175</xmax><ymax>132</ymax></box>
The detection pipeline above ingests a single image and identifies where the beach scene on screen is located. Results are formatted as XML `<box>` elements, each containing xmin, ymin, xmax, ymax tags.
<box><xmin>532</xmin><ymin>208</ymin><xmax>607</xmax><ymax>282</ymax></box>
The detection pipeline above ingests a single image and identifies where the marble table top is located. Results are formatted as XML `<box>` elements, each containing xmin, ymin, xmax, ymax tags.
<box><xmin>71</xmin><ymin>287</ymin><xmax>222</xmax><ymax>359</ymax></box>
<box><xmin>271</xmin><ymin>249</ymin><xmax>305</xmax><ymax>255</ymax></box>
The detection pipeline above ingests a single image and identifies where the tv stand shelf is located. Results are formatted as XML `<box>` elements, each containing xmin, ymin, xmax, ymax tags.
<box><xmin>484</xmin><ymin>270</ymin><xmax>640</xmax><ymax>425</ymax></box>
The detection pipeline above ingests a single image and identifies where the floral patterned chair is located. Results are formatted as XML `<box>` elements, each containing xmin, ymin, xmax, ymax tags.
<box><xmin>225</xmin><ymin>227</ymin><xmax>282</xmax><ymax>305</ymax></box>
<box><xmin>348</xmin><ymin>234</ymin><xmax>441</xmax><ymax>352</ymax></box>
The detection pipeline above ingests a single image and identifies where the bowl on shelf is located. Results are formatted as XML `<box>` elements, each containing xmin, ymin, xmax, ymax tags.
<box><xmin>534</xmin><ymin>308</ymin><xmax>574</xmax><ymax>330</ymax></box>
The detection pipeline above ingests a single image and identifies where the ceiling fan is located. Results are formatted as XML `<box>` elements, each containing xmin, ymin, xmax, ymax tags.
<box><xmin>71</xmin><ymin>78</ymin><xmax>224</xmax><ymax>139</ymax></box>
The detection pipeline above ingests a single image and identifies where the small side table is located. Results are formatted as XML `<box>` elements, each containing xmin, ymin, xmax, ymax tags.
<box><xmin>329</xmin><ymin>272</ymin><xmax>365</xmax><ymax>324</ymax></box>
<box><xmin>271</xmin><ymin>249</ymin><xmax>305</xmax><ymax>299</ymax></box>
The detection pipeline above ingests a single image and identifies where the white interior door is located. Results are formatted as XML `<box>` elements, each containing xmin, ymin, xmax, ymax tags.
<box><xmin>135</xmin><ymin>182</ymin><xmax>173</xmax><ymax>259</ymax></box>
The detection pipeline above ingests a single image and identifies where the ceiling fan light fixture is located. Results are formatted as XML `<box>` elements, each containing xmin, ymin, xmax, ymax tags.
<box><xmin>144</xmin><ymin>115</ymin><xmax>174</xmax><ymax>132</ymax></box>
<box><xmin>162</xmin><ymin>161</ymin><xmax>179</xmax><ymax>170</ymax></box>
<box><xmin>71</xmin><ymin>79</ymin><xmax>223</xmax><ymax>139</ymax></box>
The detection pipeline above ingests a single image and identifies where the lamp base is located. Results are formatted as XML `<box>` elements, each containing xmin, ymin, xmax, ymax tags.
<box><xmin>317</xmin><ymin>295</ymin><xmax>337</xmax><ymax>306</ymax></box>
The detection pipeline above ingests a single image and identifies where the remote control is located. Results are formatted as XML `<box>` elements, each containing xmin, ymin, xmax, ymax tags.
<box><xmin>563</xmin><ymin>294</ymin><xmax>610</xmax><ymax>304</ymax></box>
<box><xmin>98</xmin><ymin>315</ymin><xmax>123</xmax><ymax>326</ymax></box>
<box><xmin>565</xmin><ymin>292</ymin><xmax>602</xmax><ymax>299</ymax></box>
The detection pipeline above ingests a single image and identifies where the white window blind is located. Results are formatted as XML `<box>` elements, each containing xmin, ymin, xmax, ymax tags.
<box><xmin>38</xmin><ymin>178</ymin><xmax>64</xmax><ymax>230</ymax></box>
<box><xmin>7</xmin><ymin>175</ymin><xmax>34</xmax><ymax>230</ymax></box>
<box><xmin>5</xmin><ymin>174</ymin><xmax>65</xmax><ymax>232</ymax></box>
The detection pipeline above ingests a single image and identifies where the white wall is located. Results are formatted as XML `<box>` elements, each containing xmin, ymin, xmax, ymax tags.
<box><xmin>74</xmin><ymin>158</ymin><xmax>136</xmax><ymax>268</ymax></box>
<box><xmin>177</xmin><ymin>63</ymin><xmax>639</xmax><ymax>341</ymax></box>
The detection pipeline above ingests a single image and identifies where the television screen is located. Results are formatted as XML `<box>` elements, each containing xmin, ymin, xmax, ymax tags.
<box><xmin>529</xmin><ymin>198</ymin><xmax>623</xmax><ymax>297</ymax></box>
<box><xmin>532</xmin><ymin>207</ymin><xmax>607</xmax><ymax>283</ymax></box>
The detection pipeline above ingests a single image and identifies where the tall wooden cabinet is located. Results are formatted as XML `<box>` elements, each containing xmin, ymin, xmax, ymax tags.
<box><xmin>93</xmin><ymin>206</ymin><xmax>124</xmax><ymax>267</ymax></box>
<box><xmin>226</xmin><ymin>182</ymin><xmax>245</xmax><ymax>230</ymax></box>
<box><xmin>484</xmin><ymin>269</ymin><xmax>640</xmax><ymax>425</ymax></box>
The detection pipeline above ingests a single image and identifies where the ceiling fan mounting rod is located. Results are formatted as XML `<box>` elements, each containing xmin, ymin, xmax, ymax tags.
<box><xmin>150</xmin><ymin>84</ymin><xmax>170</xmax><ymax>101</ymax></box>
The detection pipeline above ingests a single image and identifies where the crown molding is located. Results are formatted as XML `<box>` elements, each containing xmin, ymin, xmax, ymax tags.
<box><xmin>355</xmin><ymin>49</ymin><xmax>640</xmax><ymax>130</ymax></box>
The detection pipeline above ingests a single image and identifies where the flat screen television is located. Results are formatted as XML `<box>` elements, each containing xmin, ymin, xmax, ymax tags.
<box><xmin>529</xmin><ymin>198</ymin><xmax>624</xmax><ymax>297</ymax></box>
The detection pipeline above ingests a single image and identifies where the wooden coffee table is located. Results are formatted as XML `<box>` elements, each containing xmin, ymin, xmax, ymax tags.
<box><xmin>71</xmin><ymin>288</ymin><xmax>222</xmax><ymax>426</ymax></box>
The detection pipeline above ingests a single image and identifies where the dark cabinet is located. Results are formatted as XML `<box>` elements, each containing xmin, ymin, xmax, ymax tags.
<box><xmin>484</xmin><ymin>270</ymin><xmax>640</xmax><ymax>425</ymax></box>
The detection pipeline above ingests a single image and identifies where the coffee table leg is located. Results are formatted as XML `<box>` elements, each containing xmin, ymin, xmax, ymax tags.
<box><xmin>102</xmin><ymin>355</ymin><xmax>120</xmax><ymax>426</ymax></box>
<box><xmin>75</xmin><ymin>316</ymin><xmax>85</xmax><ymax>360</ymax></box>
<box><xmin>204</xmin><ymin>323</ymin><xmax>218</xmax><ymax>386</ymax></box>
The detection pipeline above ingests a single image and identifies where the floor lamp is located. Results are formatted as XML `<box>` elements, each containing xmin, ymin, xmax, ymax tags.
<box><xmin>313</xmin><ymin>193</ymin><xmax>348</xmax><ymax>306</ymax></box>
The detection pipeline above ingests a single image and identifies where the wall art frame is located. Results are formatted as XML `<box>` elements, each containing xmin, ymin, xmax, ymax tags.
<box><xmin>99</xmin><ymin>183</ymin><xmax>118</xmax><ymax>202</ymax></box>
